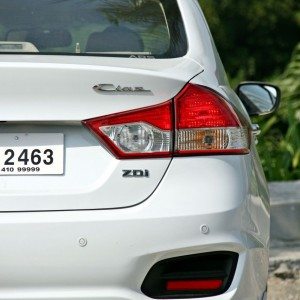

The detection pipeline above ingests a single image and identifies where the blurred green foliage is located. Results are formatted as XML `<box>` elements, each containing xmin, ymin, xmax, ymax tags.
<box><xmin>199</xmin><ymin>0</ymin><xmax>300</xmax><ymax>82</ymax></box>
<box><xmin>199</xmin><ymin>0</ymin><xmax>300</xmax><ymax>181</ymax></box>
<box><xmin>258</xmin><ymin>45</ymin><xmax>300</xmax><ymax>180</ymax></box>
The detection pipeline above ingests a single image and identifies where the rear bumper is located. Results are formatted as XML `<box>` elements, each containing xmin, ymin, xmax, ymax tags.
<box><xmin>0</xmin><ymin>209</ymin><xmax>267</xmax><ymax>300</ymax></box>
<box><xmin>0</xmin><ymin>157</ymin><xmax>269</xmax><ymax>300</ymax></box>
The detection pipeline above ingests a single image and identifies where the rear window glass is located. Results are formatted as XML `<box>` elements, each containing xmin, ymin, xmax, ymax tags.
<box><xmin>0</xmin><ymin>0</ymin><xmax>187</xmax><ymax>58</ymax></box>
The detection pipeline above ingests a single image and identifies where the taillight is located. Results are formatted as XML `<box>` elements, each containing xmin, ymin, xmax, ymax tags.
<box><xmin>174</xmin><ymin>84</ymin><xmax>249</xmax><ymax>155</ymax></box>
<box><xmin>83</xmin><ymin>84</ymin><xmax>249</xmax><ymax>159</ymax></box>
<box><xmin>83</xmin><ymin>101</ymin><xmax>173</xmax><ymax>159</ymax></box>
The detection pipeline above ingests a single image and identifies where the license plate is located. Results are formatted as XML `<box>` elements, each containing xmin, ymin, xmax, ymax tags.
<box><xmin>0</xmin><ymin>133</ymin><xmax>64</xmax><ymax>175</ymax></box>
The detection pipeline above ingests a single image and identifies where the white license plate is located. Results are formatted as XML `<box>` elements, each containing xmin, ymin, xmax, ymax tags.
<box><xmin>0</xmin><ymin>133</ymin><xmax>64</xmax><ymax>175</ymax></box>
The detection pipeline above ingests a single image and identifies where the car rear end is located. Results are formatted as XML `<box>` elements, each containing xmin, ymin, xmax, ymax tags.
<box><xmin>0</xmin><ymin>0</ymin><xmax>269</xmax><ymax>299</ymax></box>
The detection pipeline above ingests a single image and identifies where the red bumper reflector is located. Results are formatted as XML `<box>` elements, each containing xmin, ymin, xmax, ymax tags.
<box><xmin>166</xmin><ymin>279</ymin><xmax>223</xmax><ymax>291</ymax></box>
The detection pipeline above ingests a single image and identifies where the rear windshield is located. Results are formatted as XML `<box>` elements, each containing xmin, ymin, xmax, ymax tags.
<box><xmin>0</xmin><ymin>0</ymin><xmax>187</xmax><ymax>58</ymax></box>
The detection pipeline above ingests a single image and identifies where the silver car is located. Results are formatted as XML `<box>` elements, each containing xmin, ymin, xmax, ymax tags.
<box><xmin>0</xmin><ymin>0</ymin><xmax>280</xmax><ymax>299</ymax></box>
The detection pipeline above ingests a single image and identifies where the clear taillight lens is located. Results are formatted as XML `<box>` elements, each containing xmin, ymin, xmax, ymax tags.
<box><xmin>101</xmin><ymin>123</ymin><xmax>171</xmax><ymax>154</ymax></box>
<box><xmin>83</xmin><ymin>84</ymin><xmax>250</xmax><ymax>159</ymax></box>
<box><xmin>176</xmin><ymin>127</ymin><xmax>249</xmax><ymax>154</ymax></box>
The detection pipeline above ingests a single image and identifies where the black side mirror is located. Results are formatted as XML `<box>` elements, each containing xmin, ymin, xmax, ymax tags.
<box><xmin>236</xmin><ymin>82</ymin><xmax>281</xmax><ymax>116</ymax></box>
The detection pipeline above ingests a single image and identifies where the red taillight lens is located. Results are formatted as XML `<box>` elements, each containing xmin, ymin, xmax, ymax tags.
<box><xmin>166</xmin><ymin>279</ymin><xmax>223</xmax><ymax>292</ymax></box>
<box><xmin>83</xmin><ymin>101</ymin><xmax>173</xmax><ymax>159</ymax></box>
<box><xmin>83</xmin><ymin>84</ymin><xmax>249</xmax><ymax>159</ymax></box>
<box><xmin>175</xmin><ymin>85</ymin><xmax>240</xmax><ymax>129</ymax></box>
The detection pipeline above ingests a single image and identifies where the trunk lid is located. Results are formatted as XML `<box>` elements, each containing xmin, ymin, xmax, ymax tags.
<box><xmin>0</xmin><ymin>56</ymin><xmax>202</xmax><ymax>211</ymax></box>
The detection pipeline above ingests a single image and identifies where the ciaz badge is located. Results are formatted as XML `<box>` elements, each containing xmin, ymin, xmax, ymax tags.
<box><xmin>93</xmin><ymin>84</ymin><xmax>152</xmax><ymax>93</ymax></box>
